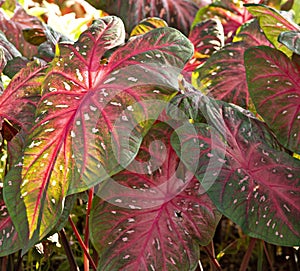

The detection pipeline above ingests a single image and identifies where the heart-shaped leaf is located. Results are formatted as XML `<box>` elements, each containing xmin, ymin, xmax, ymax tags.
<box><xmin>90</xmin><ymin>122</ymin><xmax>221</xmax><ymax>271</ymax></box>
<box><xmin>278</xmin><ymin>30</ymin><xmax>300</xmax><ymax>55</ymax></box>
<box><xmin>194</xmin><ymin>19</ymin><xmax>273</xmax><ymax>109</ymax></box>
<box><xmin>245</xmin><ymin>45</ymin><xmax>300</xmax><ymax>153</ymax></box>
<box><xmin>19</xmin><ymin>16</ymin><xmax>193</xmax><ymax>247</ymax></box>
<box><xmin>245</xmin><ymin>4</ymin><xmax>300</xmax><ymax>56</ymax></box>
<box><xmin>171</xmin><ymin>88</ymin><xmax>300</xmax><ymax>246</ymax></box>
<box><xmin>97</xmin><ymin>0</ymin><xmax>199</xmax><ymax>35</ymax></box>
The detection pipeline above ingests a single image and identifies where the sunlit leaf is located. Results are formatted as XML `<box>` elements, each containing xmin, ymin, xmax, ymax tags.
<box><xmin>292</xmin><ymin>0</ymin><xmax>300</xmax><ymax>24</ymax></box>
<box><xmin>130</xmin><ymin>17</ymin><xmax>168</xmax><ymax>37</ymax></box>
<box><xmin>90</xmin><ymin>122</ymin><xmax>221</xmax><ymax>271</ymax></box>
<box><xmin>20</xmin><ymin>16</ymin><xmax>193</xmax><ymax>248</ymax></box>
<box><xmin>245</xmin><ymin>45</ymin><xmax>300</xmax><ymax>153</ymax></box>
<box><xmin>245</xmin><ymin>3</ymin><xmax>300</xmax><ymax>56</ymax></box>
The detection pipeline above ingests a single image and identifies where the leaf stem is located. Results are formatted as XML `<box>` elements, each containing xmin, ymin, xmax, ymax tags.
<box><xmin>239</xmin><ymin>238</ymin><xmax>257</xmax><ymax>271</ymax></box>
<box><xmin>257</xmin><ymin>240</ymin><xmax>263</xmax><ymax>271</ymax></box>
<box><xmin>84</xmin><ymin>188</ymin><xmax>94</xmax><ymax>271</ymax></box>
<box><xmin>263</xmin><ymin>241</ymin><xmax>275</xmax><ymax>271</ymax></box>
<box><xmin>14</xmin><ymin>250</ymin><xmax>23</xmax><ymax>271</ymax></box>
<box><xmin>59</xmin><ymin>228</ymin><xmax>79</xmax><ymax>271</ymax></box>
<box><xmin>68</xmin><ymin>216</ymin><xmax>97</xmax><ymax>270</ymax></box>
<box><xmin>203</xmin><ymin>242</ymin><xmax>222</xmax><ymax>271</ymax></box>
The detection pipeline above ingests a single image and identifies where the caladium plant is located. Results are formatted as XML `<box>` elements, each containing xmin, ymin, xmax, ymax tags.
<box><xmin>0</xmin><ymin>0</ymin><xmax>299</xmax><ymax>270</ymax></box>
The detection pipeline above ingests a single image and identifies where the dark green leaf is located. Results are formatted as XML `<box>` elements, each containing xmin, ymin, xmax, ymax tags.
<box><xmin>171</xmin><ymin>89</ymin><xmax>300</xmax><ymax>246</ymax></box>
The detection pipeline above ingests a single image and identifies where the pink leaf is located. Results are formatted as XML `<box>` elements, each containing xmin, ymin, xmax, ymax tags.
<box><xmin>90</xmin><ymin>122</ymin><xmax>221</xmax><ymax>270</ymax></box>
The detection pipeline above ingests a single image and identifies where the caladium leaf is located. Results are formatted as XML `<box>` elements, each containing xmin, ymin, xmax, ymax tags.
<box><xmin>194</xmin><ymin>19</ymin><xmax>272</xmax><ymax>109</ymax></box>
<box><xmin>171</xmin><ymin>89</ymin><xmax>300</xmax><ymax>246</ymax></box>
<box><xmin>185</xmin><ymin>19</ymin><xmax>224</xmax><ymax>75</ymax></box>
<box><xmin>245</xmin><ymin>4</ymin><xmax>300</xmax><ymax>56</ymax></box>
<box><xmin>98</xmin><ymin>0</ymin><xmax>199</xmax><ymax>35</ymax></box>
<box><xmin>90</xmin><ymin>122</ymin><xmax>221</xmax><ymax>271</ymax></box>
<box><xmin>0</xmin><ymin>4</ymin><xmax>42</xmax><ymax>58</ymax></box>
<box><xmin>3</xmin><ymin>164</ymin><xmax>31</xmax><ymax>254</ymax></box>
<box><xmin>35</xmin><ymin>25</ymin><xmax>72</xmax><ymax>62</ymax></box>
<box><xmin>130</xmin><ymin>17</ymin><xmax>168</xmax><ymax>37</ymax></box>
<box><xmin>0</xmin><ymin>184</ymin><xmax>22</xmax><ymax>256</ymax></box>
<box><xmin>292</xmin><ymin>0</ymin><xmax>300</xmax><ymax>24</ymax></box>
<box><xmin>20</xmin><ymin>16</ymin><xmax>193</xmax><ymax>246</ymax></box>
<box><xmin>193</xmin><ymin>0</ymin><xmax>254</xmax><ymax>42</ymax></box>
<box><xmin>3</xmin><ymin>56</ymin><xmax>30</xmax><ymax>78</ymax></box>
<box><xmin>194</xmin><ymin>42</ymin><xmax>250</xmax><ymax>109</ymax></box>
<box><xmin>0</xmin><ymin>61</ymin><xmax>45</xmax><ymax>132</ymax></box>
<box><xmin>0</xmin><ymin>30</ymin><xmax>21</xmax><ymax>70</ymax></box>
<box><xmin>0</xmin><ymin>141</ymin><xmax>20</xmax><ymax>256</ymax></box>
<box><xmin>245</xmin><ymin>46</ymin><xmax>300</xmax><ymax>153</ymax></box>
<box><xmin>278</xmin><ymin>30</ymin><xmax>300</xmax><ymax>55</ymax></box>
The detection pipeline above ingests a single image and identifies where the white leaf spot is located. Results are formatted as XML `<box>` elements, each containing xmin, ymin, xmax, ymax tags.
<box><xmin>110</xmin><ymin>101</ymin><xmax>122</xmax><ymax>106</ymax></box>
<box><xmin>101</xmin><ymin>142</ymin><xmax>106</xmax><ymax>150</ymax></box>
<box><xmin>45</xmin><ymin>128</ymin><xmax>55</xmax><ymax>133</ymax></box>
<box><xmin>127</xmin><ymin>105</ymin><xmax>134</xmax><ymax>111</ymax></box>
<box><xmin>84</xmin><ymin>113</ymin><xmax>90</xmax><ymax>121</ymax></box>
<box><xmin>128</xmin><ymin>77</ymin><xmax>138</xmax><ymax>82</ymax></box>
<box><xmin>103</xmin><ymin>77</ymin><xmax>116</xmax><ymax>84</ymax></box>
<box><xmin>90</xmin><ymin>105</ymin><xmax>97</xmax><ymax>112</ymax></box>
<box><xmin>76</xmin><ymin>69</ymin><xmax>84</xmax><ymax>81</ymax></box>
<box><xmin>63</xmin><ymin>82</ymin><xmax>71</xmax><ymax>90</ymax></box>
<box><xmin>56</xmin><ymin>104</ymin><xmax>69</xmax><ymax>108</ymax></box>
<box><xmin>283</xmin><ymin>204</ymin><xmax>291</xmax><ymax>212</ymax></box>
